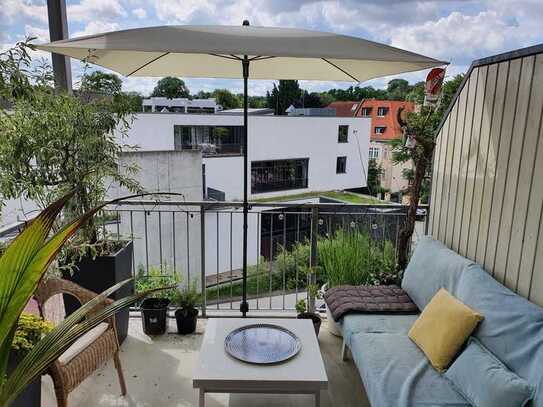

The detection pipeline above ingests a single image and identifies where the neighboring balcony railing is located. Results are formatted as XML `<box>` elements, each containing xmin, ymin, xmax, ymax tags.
<box><xmin>98</xmin><ymin>199</ymin><xmax>427</xmax><ymax>315</ymax></box>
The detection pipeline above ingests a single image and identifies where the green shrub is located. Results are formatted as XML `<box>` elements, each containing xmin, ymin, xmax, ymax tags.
<box><xmin>135</xmin><ymin>264</ymin><xmax>180</xmax><ymax>303</ymax></box>
<box><xmin>11</xmin><ymin>313</ymin><xmax>53</xmax><ymax>356</ymax></box>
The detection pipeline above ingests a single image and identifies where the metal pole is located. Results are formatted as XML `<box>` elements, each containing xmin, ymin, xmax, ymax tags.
<box><xmin>240</xmin><ymin>19</ymin><xmax>251</xmax><ymax>317</ymax></box>
<box><xmin>46</xmin><ymin>0</ymin><xmax>72</xmax><ymax>93</ymax></box>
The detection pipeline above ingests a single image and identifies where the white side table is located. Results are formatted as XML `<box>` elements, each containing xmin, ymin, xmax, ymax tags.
<box><xmin>193</xmin><ymin>318</ymin><xmax>328</xmax><ymax>407</ymax></box>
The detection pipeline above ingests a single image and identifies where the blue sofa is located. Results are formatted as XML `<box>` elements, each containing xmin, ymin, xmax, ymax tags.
<box><xmin>340</xmin><ymin>236</ymin><xmax>543</xmax><ymax>407</ymax></box>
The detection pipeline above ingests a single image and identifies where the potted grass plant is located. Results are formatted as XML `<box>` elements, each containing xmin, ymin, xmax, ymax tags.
<box><xmin>173</xmin><ymin>283</ymin><xmax>201</xmax><ymax>335</ymax></box>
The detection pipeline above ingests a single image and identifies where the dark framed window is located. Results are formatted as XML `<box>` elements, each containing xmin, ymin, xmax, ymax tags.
<box><xmin>174</xmin><ymin>125</ymin><xmax>243</xmax><ymax>155</ymax></box>
<box><xmin>375</xmin><ymin>126</ymin><xmax>386</xmax><ymax>135</ymax></box>
<box><xmin>336</xmin><ymin>156</ymin><xmax>347</xmax><ymax>174</ymax></box>
<box><xmin>251</xmin><ymin>158</ymin><xmax>309</xmax><ymax>193</ymax></box>
<box><xmin>377</xmin><ymin>107</ymin><xmax>389</xmax><ymax>116</ymax></box>
<box><xmin>360</xmin><ymin>107</ymin><xmax>372</xmax><ymax>116</ymax></box>
<box><xmin>338</xmin><ymin>125</ymin><xmax>349</xmax><ymax>143</ymax></box>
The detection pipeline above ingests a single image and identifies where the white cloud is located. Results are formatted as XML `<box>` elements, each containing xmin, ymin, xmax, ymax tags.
<box><xmin>1</xmin><ymin>0</ymin><xmax>48</xmax><ymax>23</ymax></box>
<box><xmin>72</xmin><ymin>21</ymin><xmax>119</xmax><ymax>37</ymax></box>
<box><xmin>390</xmin><ymin>11</ymin><xmax>510</xmax><ymax>63</ymax></box>
<box><xmin>68</xmin><ymin>0</ymin><xmax>126</xmax><ymax>22</ymax></box>
<box><xmin>132</xmin><ymin>8</ymin><xmax>147</xmax><ymax>19</ymax></box>
<box><xmin>24</xmin><ymin>24</ymin><xmax>50</xmax><ymax>43</ymax></box>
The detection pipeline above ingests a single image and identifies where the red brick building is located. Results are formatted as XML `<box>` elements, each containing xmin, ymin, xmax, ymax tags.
<box><xmin>328</xmin><ymin>99</ymin><xmax>415</xmax><ymax>196</ymax></box>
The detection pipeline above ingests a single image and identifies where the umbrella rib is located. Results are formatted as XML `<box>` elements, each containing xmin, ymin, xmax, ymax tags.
<box><xmin>321</xmin><ymin>58</ymin><xmax>360</xmax><ymax>82</ymax></box>
<box><xmin>208</xmin><ymin>53</ymin><xmax>242</xmax><ymax>61</ymax></box>
<box><xmin>250</xmin><ymin>56</ymin><xmax>276</xmax><ymax>62</ymax></box>
<box><xmin>127</xmin><ymin>52</ymin><xmax>170</xmax><ymax>76</ymax></box>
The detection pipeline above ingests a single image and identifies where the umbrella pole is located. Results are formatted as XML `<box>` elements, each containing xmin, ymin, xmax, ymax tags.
<box><xmin>240</xmin><ymin>55</ymin><xmax>250</xmax><ymax>317</ymax></box>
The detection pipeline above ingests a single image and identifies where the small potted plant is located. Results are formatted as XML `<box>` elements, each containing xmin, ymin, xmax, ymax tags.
<box><xmin>295</xmin><ymin>283</ymin><xmax>322</xmax><ymax>336</ymax></box>
<box><xmin>9</xmin><ymin>313</ymin><xmax>53</xmax><ymax>407</ymax></box>
<box><xmin>173</xmin><ymin>283</ymin><xmax>201</xmax><ymax>335</ymax></box>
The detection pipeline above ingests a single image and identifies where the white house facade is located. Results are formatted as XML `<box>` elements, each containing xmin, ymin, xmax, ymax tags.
<box><xmin>118</xmin><ymin>113</ymin><xmax>371</xmax><ymax>201</ymax></box>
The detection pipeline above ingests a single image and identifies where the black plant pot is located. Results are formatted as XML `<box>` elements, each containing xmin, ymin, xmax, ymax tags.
<box><xmin>175</xmin><ymin>307</ymin><xmax>198</xmax><ymax>335</ymax></box>
<box><xmin>64</xmin><ymin>241</ymin><xmax>133</xmax><ymax>344</ymax></box>
<box><xmin>297</xmin><ymin>312</ymin><xmax>322</xmax><ymax>336</ymax></box>
<box><xmin>8</xmin><ymin>353</ymin><xmax>41</xmax><ymax>407</ymax></box>
<box><xmin>141</xmin><ymin>298</ymin><xmax>170</xmax><ymax>335</ymax></box>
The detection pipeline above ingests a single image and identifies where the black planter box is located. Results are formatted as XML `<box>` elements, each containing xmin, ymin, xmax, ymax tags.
<box><xmin>8</xmin><ymin>353</ymin><xmax>41</xmax><ymax>407</ymax></box>
<box><xmin>64</xmin><ymin>241</ymin><xmax>133</xmax><ymax>344</ymax></box>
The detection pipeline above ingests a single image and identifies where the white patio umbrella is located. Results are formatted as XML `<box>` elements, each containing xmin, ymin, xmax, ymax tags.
<box><xmin>37</xmin><ymin>21</ymin><xmax>447</xmax><ymax>316</ymax></box>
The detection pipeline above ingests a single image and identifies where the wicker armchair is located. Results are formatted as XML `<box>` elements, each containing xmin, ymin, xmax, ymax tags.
<box><xmin>34</xmin><ymin>278</ymin><xmax>127</xmax><ymax>407</ymax></box>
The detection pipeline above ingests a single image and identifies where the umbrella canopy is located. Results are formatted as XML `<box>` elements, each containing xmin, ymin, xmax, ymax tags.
<box><xmin>37</xmin><ymin>25</ymin><xmax>446</xmax><ymax>82</ymax></box>
<box><xmin>37</xmin><ymin>23</ymin><xmax>446</xmax><ymax>317</ymax></box>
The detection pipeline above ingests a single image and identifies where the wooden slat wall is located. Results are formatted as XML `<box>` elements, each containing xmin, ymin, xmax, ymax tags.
<box><xmin>430</xmin><ymin>52</ymin><xmax>543</xmax><ymax>306</ymax></box>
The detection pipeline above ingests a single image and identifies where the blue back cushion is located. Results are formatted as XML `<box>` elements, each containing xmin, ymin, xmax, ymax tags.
<box><xmin>457</xmin><ymin>266</ymin><xmax>543</xmax><ymax>407</ymax></box>
<box><xmin>401</xmin><ymin>236</ymin><xmax>473</xmax><ymax>309</ymax></box>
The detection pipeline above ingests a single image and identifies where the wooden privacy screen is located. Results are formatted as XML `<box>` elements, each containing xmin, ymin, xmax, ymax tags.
<box><xmin>429</xmin><ymin>46</ymin><xmax>543</xmax><ymax>306</ymax></box>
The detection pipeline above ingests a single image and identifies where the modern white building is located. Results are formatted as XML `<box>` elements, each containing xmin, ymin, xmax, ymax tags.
<box><xmin>118</xmin><ymin>113</ymin><xmax>371</xmax><ymax>201</ymax></box>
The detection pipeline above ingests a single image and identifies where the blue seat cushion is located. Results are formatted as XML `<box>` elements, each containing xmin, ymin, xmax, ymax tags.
<box><xmin>350</xmin><ymin>332</ymin><xmax>469</xmax><ymax>407</ymax></box>
<box><xmin>457</xmin><ymin>265</ymin><xmax>543</xmax><ymax>407</ymax></box>
<box><xmin>402</xmin><ymin>236</ymin><xmax>473</xmax><ymax>309</ymax></box>
<box><xmin>341</xmin><ymin>313</ymin><xmax>419</xmax><ymax>347</ymax></box>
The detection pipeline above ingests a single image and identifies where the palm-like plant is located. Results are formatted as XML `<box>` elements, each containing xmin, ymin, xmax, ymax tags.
<box><xmin>0</xmin><ymin>194</ymin><xmax>163</xmax><ymax>406</ymax></box>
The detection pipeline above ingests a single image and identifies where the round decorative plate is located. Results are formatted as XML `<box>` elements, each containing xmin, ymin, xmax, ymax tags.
<box><xmin>224</xmin><ymin>324</ymin><xmax>302</xmax><ymax>364</ymax></box>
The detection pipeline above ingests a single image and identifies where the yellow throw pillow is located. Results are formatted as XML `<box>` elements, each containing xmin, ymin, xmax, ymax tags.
<box><xmin>408</xmin><ymin>288</ymin><xmax>483</xmax><ymax>372</ymax></box>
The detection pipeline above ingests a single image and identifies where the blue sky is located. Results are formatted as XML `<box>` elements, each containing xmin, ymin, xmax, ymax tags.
<box><xmin>2</xmin><ymin>0</ymin><xmax>543</xmax><ymax>96</ymax></box>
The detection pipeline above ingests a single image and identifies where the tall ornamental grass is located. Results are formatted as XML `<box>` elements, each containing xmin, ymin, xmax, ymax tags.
<box><xmin>318</xmin><ymin>229</ymin><xmax>397</xmax><ymax>287</ymax></box>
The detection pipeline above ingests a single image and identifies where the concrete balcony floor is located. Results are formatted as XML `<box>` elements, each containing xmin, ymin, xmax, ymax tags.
<box><xmin>42</xmin><ymin>317</ymin><xmax>370</xmax><ymax>407</ymax></box>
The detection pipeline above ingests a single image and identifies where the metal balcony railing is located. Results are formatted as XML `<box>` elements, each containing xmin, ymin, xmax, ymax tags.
<box><xmin>98</xmin><ymin>199</ymin><xmax>427</xmax><ymax>315</ymax></box>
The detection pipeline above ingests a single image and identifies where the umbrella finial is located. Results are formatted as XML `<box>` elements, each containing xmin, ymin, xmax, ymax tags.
<box><xmin>242</xmin><ymin>20</ymin><xmax>250</xmax><ymax>26</ymax></box>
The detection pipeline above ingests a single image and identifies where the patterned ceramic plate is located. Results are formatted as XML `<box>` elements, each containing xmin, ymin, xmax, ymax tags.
<box><xmin>224</xmin><ymin>324</ymin><xmax>302</xmax><ymax>364</ymax></box>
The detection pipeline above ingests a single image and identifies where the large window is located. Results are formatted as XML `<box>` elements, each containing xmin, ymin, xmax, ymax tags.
<box><xmin>336</xmin><ymin>156</ymin><xmax>347</xmax><ymax>174</ymax></box>
<box><xmin>252</xmin><ymin>158</ymin><xmax>309</xmax><ymax>193</ymax></box>
<box><xmin>174</xmin><ymin>125</ymin><xmax>243</xmax><ymax>155</ymax></box>
<box><xmin>338</xmin><ymin>125</ymin><xmax>349</xmax><ymax>143</ymax></box>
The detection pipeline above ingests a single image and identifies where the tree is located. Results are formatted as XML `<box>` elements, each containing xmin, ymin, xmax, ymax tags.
<box><xmin>80</xmin><ymin>70</ymin><xmax>122</xmax><ymax>94</ymax></box>
<box><xmin>298</xmin><ymin>91</ymin><xmax>324</xmax><ymax>108</ymax></box>
<box><xmin>248</xmin><ymin>95</ymin><xmax>267</xmax><ymax>108</ymax></box>
<box><xmin>123</xmin><ymin>91</ymin><xmax>143</xmax><ymax>112</ymax></box>
<box><xmin>0</xmin><ymin>42</ymin><xmax>141</xmax><ymax>245</ymax></box>
<box><xmin>386</xmin><ymin>79</ymin><xmax>412</xmax><ymax>101</ymax></box>
<box><xmin>212</xmin><ymin>88</ymin><xmax>240</xmax><ymax>110</ymax></box>
<box><xmin>194</xmin><ymin>90</ymin><xmax>212</xmax><ymax>99</ymax></box>
<box><xmin>406</xmin><ymin>81</ymin><xmax>425</xmax><ymax>104</ymax></box>
<box><xmin>266</xmin><ymin>80</ymin><xmax>302</xmax><ymax>115</ymax></box>
<box><xmin>151</xmin><ymin>77</ymin><xmax>190</xmax><ymax>99</ymax></box>
<box><xmin>391</xmin><ymin>73</ymin><xmax>464</xmax><ymax>270</ymax></box>
<box><xmin>367</xmin><ymin>159</ymin><xmax>384</xmax><ymax>196</ymax></box>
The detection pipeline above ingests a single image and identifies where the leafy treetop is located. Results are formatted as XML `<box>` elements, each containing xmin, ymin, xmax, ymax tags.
<box><xmin>151</xmin><ymin>76</ymin><xmax>190</xmax><ymax>99</ymax></box>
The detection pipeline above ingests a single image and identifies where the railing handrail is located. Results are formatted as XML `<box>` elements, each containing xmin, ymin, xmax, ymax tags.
<box><xmin>106</xmin><ymin>198</ymin><xmax>429</xmax><ymax>210</ymax></box>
